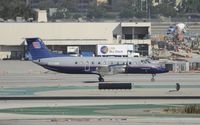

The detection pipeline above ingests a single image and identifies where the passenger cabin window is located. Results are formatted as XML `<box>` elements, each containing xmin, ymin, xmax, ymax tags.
<box><xmin>129</xmin><ymin>62</ymin><xmax>132</xmax><ymax>65</ymax></box>
<box><xmin>91</xmin><ymin>61</ymin><xmax>94</xmax><ymax>65</ymax></box>
<box><xmin>98</xmin><ymin>62</ymin><xmax>101</xmax><ymax>65</ymax></box>
<box><xmin>75</xmin><ymin>61</ymin><xmax>78</xmax><ymax>64</ymax></box>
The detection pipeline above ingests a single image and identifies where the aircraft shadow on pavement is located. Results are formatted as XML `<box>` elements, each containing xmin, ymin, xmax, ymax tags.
<box><xmin>83</xmin><ymin>80</ymin><xmax>116</xmax><ymax>83</ymax></box>
<box><xmin>83</xmin><ymin>81</ymin><xmax>100</xmax><ymax>83</ymax></box>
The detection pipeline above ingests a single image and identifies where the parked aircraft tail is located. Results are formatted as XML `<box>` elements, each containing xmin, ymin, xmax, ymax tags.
<box><xmin>26</xmin><ymin>38</ymin><xmax>65</xmax><ymax>60</ymax></box>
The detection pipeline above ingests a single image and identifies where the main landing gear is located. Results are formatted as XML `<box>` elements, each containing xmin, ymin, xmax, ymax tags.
<box><xmin>98</xmin><ymin>75</ymin><xmax>104</xmax><ymax>82</ymax></box>
<box><xmin>151</xmin><ymin>74</ymin><xmax>156</xmax><ymax>82</ymax></box>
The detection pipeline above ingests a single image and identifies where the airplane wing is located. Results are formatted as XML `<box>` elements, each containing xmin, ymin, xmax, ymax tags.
<box><xmin>94</xmin><ymin>64</ymin><xmax>127</xmax><ymax>76</ymax></box>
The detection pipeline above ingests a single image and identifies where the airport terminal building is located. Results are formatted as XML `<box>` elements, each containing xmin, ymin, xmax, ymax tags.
<box><xmin>0</xmin><ymin>22</ymin><xmax>151</xmax><ymax>60</ymax></box>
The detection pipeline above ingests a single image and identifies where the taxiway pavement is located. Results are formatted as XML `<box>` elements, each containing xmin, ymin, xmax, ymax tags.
<box><xmin>0</xmin><ymin>60</ymin><xmax>200</xmax><ymax>125</ymax></box>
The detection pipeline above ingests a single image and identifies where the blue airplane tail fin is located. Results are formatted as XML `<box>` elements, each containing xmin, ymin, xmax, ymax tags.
<box><xmin>26</xmin><ymin>38</ymin><xmax>60</xmax><ymax>60</ymax></box>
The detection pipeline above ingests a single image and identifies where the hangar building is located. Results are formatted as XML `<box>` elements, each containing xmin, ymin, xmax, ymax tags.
<box><xmin>0</xmin><ymin>22</ymin><xmax>151</xmax><ymax>60</ymax></box>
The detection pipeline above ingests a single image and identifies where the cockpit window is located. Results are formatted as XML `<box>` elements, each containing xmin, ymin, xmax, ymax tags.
<box><xmin>145</xmin><ymin>59</ymin><xmax>151</xmax><ymax>63</ymax></box>
<box><xmin>141</xmin><ymin>59</ymin><xmax>151</xmax><ymax>64</ymax></box>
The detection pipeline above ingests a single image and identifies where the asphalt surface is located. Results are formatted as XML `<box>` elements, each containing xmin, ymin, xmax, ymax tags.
<box><xmin>1</xmin><ymin>96</ymin><xmax>200</xmax><ymax>100</ymax></box>
<box><xmin>0</xmin><ymin>60</ymin><xmax>200</xmax><ymax>125</ymax></box>
<box><xmin>1</xmin><ymin>118</ymin><xmax>200</xmax><ymax>125</ymax></box>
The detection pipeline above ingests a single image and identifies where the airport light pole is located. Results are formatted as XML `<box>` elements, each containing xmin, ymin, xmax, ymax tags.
<box><xmin>148</xmin><ymin>0</ymin><xmax>151</xmax><ymax>21</ymax></box>
<box><xmin>146</xmin><ymin>0</ymin><xmax>151</xmax><ymax>21</ymax></box>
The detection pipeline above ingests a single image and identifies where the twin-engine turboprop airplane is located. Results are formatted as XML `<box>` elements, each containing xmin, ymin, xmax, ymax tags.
<box><xmin>26</xmin><ymin>38</ymin><xmax>168</xmax><ymax>82</ymax></box>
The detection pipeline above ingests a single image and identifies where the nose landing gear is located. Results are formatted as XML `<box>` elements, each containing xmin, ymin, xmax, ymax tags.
<box><xmin>151</xmin><ymin>74</ymin><xmax>156</xmax><ymax>82</ymax></box>
<box><xmin>98</xmin><ymin>75</ymin><xmax>104</xmax><ymax>82</ymax></box>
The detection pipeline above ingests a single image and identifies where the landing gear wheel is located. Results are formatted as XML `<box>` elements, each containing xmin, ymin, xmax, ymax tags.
<box><xmin>151</xmin><ymin>78</ymin><xmax>155</xmax><ymax>82</ymax></box>
<box><xmin>98</xmin><ymin>77</ymin><xmax>104</xmax><ymax>82</ymax></box>
<box><xmin>151</xmin><ymin>74</ymin><xmax>156</xmax><ymax>82</ymax></box>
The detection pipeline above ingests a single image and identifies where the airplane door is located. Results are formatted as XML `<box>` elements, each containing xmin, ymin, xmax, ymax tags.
<box><xmin>85</xmin><ymin>61</ymin><xmax>90</xmax><ymax>71</ymax></box>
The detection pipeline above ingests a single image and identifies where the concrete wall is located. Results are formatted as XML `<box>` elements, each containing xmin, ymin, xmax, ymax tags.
<box><xmin>0</xmin><ymin>22</ymin><xmax>151</xmax><ymax>59</ymax></box>
<box><xmin>0</xmin><ymin>22</ymin><xmax>122</xmax><ymax>45</ymax></box>
<box><xmin>0</xmin><ymin>22</ymin><xmax>151</xmax><ymax>45</ymax></box>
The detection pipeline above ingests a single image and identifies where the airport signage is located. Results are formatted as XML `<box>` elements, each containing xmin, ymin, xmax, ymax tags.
<box><xmin>97</xmin><ymin>45</ymin><xmax>133</xmax><ymax>56</ymax></box>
